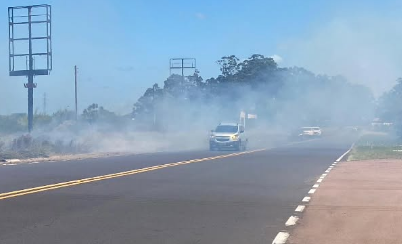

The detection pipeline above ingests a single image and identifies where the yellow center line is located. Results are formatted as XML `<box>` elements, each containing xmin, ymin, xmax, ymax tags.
<box><xmin>0</xmin><ymin>149</ymin><xmax>266</xmax><ymax>200</ymax></box>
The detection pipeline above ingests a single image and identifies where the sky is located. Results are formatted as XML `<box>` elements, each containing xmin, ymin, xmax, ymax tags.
<box><xmin>1</xmin><ymin>0</ymin><xmax>402</xmax><ymax>115</ymax></box>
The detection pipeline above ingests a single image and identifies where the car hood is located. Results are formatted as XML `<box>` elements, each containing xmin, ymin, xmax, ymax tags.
<box><xmin>213</xmin><ymin>132</ymin><xmax>237</xmax><ymax>137</ymax></box>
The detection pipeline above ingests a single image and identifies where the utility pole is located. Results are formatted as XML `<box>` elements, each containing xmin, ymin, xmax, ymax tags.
<box><xmin>152</xmin><ymin>84</ymin><xmax>157</xmax><ymax>129</ymax></box>
<box><xmin>181</xmin><ymin>59</ymin><xmax>184</xmax><ymax>77</ymax></box>
<box><xmin>27</xmin><ymin>6</ymin><xmax>34</xmax><ymax>132</ymax></box>
<box><xmin>74</xmin><ymin>65</ymin><xmax>78</xmax><ymax>120</ymax></box>
<box><xmin>43</xmin><ymin>93</ymin><xmax>47</xmax><ymax>115</ymax></box>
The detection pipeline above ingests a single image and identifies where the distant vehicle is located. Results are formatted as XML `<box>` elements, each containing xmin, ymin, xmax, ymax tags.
<box><xmin>299</xmin><ymin>127</ymin><xmax>322</xmax><ymax>138</ymax></box>
<box><xmin>209</xmin><ymin>123</ymin><xmax>247</xmax><ymax>151</ymax></box>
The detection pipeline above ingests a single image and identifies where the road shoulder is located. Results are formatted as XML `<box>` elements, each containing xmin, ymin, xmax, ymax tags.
<box><xmin>289</xmin><ymin>159</ymin><xmax>402</xmax><ymax>244</ymax></box>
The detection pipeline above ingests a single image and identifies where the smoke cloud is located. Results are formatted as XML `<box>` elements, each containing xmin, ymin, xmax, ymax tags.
<box><xmin>282</xmin><ymin>14</ymin><xmax>402</xmax><ymax>96</ymax></box>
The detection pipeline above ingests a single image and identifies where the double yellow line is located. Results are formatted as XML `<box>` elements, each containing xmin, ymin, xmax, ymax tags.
<box><xmin>0</xmin><ymin>149</ymin><xmax>265</xmax><ymax>201</ymax></box>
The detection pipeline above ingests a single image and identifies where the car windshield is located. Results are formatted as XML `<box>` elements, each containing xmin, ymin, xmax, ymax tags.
<box><xmin>215</xmin><ymin>125</ymin><xmax>238</xmax><ymax>133</ymax></box>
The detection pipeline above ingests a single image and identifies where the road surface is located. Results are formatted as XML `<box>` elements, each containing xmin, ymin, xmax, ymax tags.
<box><xmin>0</xmin><ymin>136</ymin><xmax>353</xmax><ymax>244</ymax></box>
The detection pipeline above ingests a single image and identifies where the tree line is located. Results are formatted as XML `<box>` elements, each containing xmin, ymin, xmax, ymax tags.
<box><xmin>4</xmin><ymin>53</ymin><xmax>402</xmax><ymax>134</ymax></box>
<box><xmin>132</xmin><ymin>54</ymin><xmax>375</xmax><ymax>130</ymax></box>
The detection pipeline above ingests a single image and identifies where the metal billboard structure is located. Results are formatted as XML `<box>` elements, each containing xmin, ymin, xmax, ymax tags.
<box><xmin>8</xmin><ymin>4</ymin><xmax>52</xmax><ymax>132</ymax></box>
<box><xmin>169</xmin><ymin>58</ymin><xmax>196</xmax><ymax>76</ymax></box>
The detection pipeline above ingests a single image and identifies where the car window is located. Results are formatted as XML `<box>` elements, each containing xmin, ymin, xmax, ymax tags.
<box><xmin>215</xmin><ymin>125</ymin><xmax>238</xmax><ymax>133</ymax></box>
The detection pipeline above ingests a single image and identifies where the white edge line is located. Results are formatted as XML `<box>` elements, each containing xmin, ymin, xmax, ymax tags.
<box><xmin>272</xmin><ymin>232</ymin><xmax>289</xmax><ymax>244</ymax></box>
<box><xmin>295</xmin><ymin>205</ymin><xmax>305</xmax><ymax>212</ymax></box>
<box><xmin>308</xmin><ymin>189</ymin><xmax>316</xmax><ymax>194</ymax></box>
<box><xmin>302</xmin><ymin>196</ymin><xmax>311</xmax><ymax>202</ymax></box>
<box><xmin>285</xmin><ymin>216</ymin><xmax>299</xmax><ymax>226</ymax></box>
<box><xmin>336</xmin><ymin>148</ymin><xmax>352</xmax><ymax>162</ymax></box>
<box><xmin>313</xmin><ymin>184</ymin><xmax>319</xmax><ymax>188</ymax></box>
<box><xmin>317</xmin><ymin>178</ymin><xmax>323</xmax><ymax>183</ymax></box>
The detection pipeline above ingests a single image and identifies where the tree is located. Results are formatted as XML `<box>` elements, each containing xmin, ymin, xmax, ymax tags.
<box><xmin>52</xmin><ymin>109</ymin><xmax>75</xmax><ymax>124</ymax></box>
<box><xmin>217</xmin><ymin>55</ymin><xmax>240</xmax><ymax>77</ymax></box>
<box><xmin>377</xmin><ymin>78</ymin><xmax>402</xmax><ymax>122</ymax></box>
<box><xmin>132</xmin><ymin>53</ymin><xmax>375</xmax><ymax>130</ymax></box>
<box><xmin>82</xmin><ymin>104</ymin><xmax>99</xmax><ymax>124</ymax></box>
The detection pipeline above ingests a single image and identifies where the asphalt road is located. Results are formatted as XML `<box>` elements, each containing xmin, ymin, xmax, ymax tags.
<box><xmin>0</xmin><ymin>136</ymin><xmax>353</xmax><ymax>244</ymax></box>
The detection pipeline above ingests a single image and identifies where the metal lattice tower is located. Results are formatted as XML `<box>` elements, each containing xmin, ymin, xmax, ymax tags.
<box><xmin>8</xmin><ymin>4</ymin><xmax>52</xmax><ymax>132</ymax></box>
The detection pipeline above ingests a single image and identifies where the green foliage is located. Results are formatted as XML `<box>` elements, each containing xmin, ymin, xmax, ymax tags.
<box><xmin>34</xmin><ymin>113</ymin><xmax>52</xmax><ymax>127</ymax></box>
<box><xmin>82</xmin><ymin>103</ymin><xmax>99</xmax><ymax>124</ymax></box>
<box><xmin>376</xmin><ymin>78</ymin><xmax>402</xmax><ymax>137</ymax></box>
<box><xmin>82</xmin><ymin>103</ymin><xmax>121</xmax><ymax>125</ymax></box>
<box><xmin>377</xmin><ymin>78</ymin><xmax>402</xmax><ymax>122</ymax></box>
<box><xmin>52</xmin><ymin>109</ymin><xmax>75</xmax><ymax>124</ymax></box>
<box><xmin>0</xmin><ymin>114</ymin><xmax>26</xmax><ymax>133</ymax></box>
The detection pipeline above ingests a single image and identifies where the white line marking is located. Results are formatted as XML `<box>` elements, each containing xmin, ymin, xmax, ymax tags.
<box><xmin>313</xmin><ymin>184</ymin><xmax>320</xmax><ymax>188</ymax></box>
<box><xmin>317</xmin><ymin>178</ymin><xmax>323</xmax><ymax>183</ymax></box>
<box><xmin>2</xmin><ymin>163</ymin><xmax>17</xmax><ymax>166</ymax></box>
<box><xmin>5</xmin><ymin>159</ymin><xmax>20</xmax><ymax>163</ymax></box>
<box><xmin>285</xmin><ymin>216</ymin><xmax>299</xmax><ymax>226</ymax></box>
<box><xmin>295</xmin><ymin>205</ymin><xmax>305</xmax><ymax>212</ymax></box>
<box><xmin>302</xmin><ymin>196</ymin><xmax>311</xmax><ymax>202</ymax></box>
<box><xmin>329</xmin><ymin>166</ymin><xmax>334</xmax><ymax>168</ymax></box>
<box><xmin>308</xmin><ymin>189</ymin><xmax>316</xmax><ymax>194</ymax></box>
<box><xmin>272</xmin><ymin>232</ymin><xmax>289</xmax><ymax>244</ymax></box>
<box><xmin>336</xmin><ymin>148</ymin><xmax>352</xmax><ymax>162</ymax></box>
<box><xmin>325</xmin><ymin>169</ymin><xmax>331</xmax><ymax>173</ymax></box>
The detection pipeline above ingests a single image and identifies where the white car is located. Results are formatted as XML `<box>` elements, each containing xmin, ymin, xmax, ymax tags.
<box><xmin>209</xmin><ymin>123</ymin><xmax>248</xmax><ymax>151</ymax></box>
<box><xmin>299</xmin><ymin>127</ymin><xmax>322</xmax><ymax>137</ymax></box>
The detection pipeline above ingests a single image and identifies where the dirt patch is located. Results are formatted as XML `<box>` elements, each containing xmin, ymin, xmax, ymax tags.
<box><xmin>1</xmin><ymin>152</ymin><xmax>135</xmax><ymax>165</ymax></box>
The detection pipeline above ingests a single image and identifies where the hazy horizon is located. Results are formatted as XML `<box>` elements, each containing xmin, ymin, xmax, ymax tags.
<box><xmin>1</xmin><ymin>0</ymin><xmax>401</xmax><ymax>115</ymax></box>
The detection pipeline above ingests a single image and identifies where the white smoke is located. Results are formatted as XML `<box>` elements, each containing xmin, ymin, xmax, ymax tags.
<box><xmin>282</xmin><ymin>15</ymin><xmax>402</xmax><ymax>96</ymax></box>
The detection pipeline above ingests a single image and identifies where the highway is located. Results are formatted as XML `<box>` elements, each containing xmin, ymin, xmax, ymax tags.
<box><xmin>0</xmin><ymin>136</ymin><xmax>353</xmax><ymax>244</ymax></box>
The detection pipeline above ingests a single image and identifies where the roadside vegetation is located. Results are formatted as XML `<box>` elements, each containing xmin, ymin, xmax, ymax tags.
<box><xmin>0</xmin><ymin>53</ymin><xmax>390</xmax><ymax>159</ymax></box>
<box><xmin>348</xmin><ymin>78</ymin><xmax>402</xmax><ymax>161</ymax></box>
<box><xmin>348</xmin><ymin>132</ymin><xmax>402</xmax><ymax>161</ymax></box>
<box><xmin>0</xmin><ymin>106</ymin><xmax>122</xmax><ymax>160</ymax></box>
<box><xmin>133</xmin><ymin>54</ymin><xmax>374</xmax><ymax>131</ymax></box>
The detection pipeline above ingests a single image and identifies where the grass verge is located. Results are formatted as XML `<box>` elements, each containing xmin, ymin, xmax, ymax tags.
<box><xmin>348</xmin><ymin>131</ymin><xmax>402</xmax><ymax>161</ymax></box>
